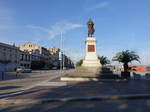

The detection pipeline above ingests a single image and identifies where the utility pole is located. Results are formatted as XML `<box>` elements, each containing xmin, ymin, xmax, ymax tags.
<box><xmin>61</xmin><ymin>32</ymin><xmax>64</xmax><ymax>71</ymax></box>
<box><xmin>59</xmin><ymin>32</ymin><xmax>63</xmax><ymax>73</ymax></box>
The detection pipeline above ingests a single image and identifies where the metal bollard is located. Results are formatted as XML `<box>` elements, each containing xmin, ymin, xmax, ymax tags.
<box><xmin>16</xmin><ymin>72</ymin><xmax>18</xmax><ymax>77</ymax></box>
<box><xmin>2</xmin><ymin>72</ymin><xmax>4</xmax><ymax>80</ymax></box>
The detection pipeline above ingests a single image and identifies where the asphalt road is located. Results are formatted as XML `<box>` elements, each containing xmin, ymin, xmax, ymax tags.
<box><xmin>0</xmin><ymin>70</ymin><xmax>68</xmax><ymax>98</ymax></box>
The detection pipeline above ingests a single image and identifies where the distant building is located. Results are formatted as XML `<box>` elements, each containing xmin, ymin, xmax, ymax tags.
<box><xmin>49</xmin><ymin>47</ymin><xmax>60</xmax><ymax>55</ymax></box>
<box><xmin>49</xmin><ymin>47</ymin><xmax>60</xmax><ymax>68</ymax></box>
<box><xmin>19</xmin><ymin>42</ymin><xmax>49</xmax><ymax>59</ymax></box>
<box><xmin>19</xmin><ymin>42</ymin><xmax>50</xmax><ymax>60</ymax></box>
<box><xmin>19</xmin><ymin>42</ymin><xmax>51</xmax><ymax>69</ymax></box>
<box><xmin>129</xmin><ymin>65</ymin><xmax>150</xmax><ymax>72</ymax></box>
<box><xmin>0</xmin><ymin>42</ymin><xmax>20</xmax><ymax>71</ymax></box>
<box><xmin>49</xmin><ymin>47</ymin><xmax>74</xmax><ymax>69</ymax></box>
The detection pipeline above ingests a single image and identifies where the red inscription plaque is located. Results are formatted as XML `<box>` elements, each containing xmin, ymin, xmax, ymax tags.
<box><xmin>88</xmin><ymin>45</ymin><xmax>95</xmax><ymax>52</ymax></box>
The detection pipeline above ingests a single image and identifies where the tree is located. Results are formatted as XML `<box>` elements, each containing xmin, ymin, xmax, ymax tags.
<box><xmin>31</xmin><ymin>61</ymin><xmax>46</xmax><ymax>70</ymax></box>
<box><xmin>112</xmin><ymin>50</ymin><xmax>140</xmax><ymax>72</ymax></box>
<box><xmin>98</xmin><ymin>56</ymin><xmax>110</xmax><ymax>66</ymax></box>
<box><xmin>76</xmin><ymin>59</ymin><xmax>83</xmax><ymax>67</ymax></box>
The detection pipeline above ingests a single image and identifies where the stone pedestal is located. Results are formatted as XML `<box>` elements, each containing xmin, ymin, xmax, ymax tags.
<box><xmin>60</xmin><ymin>67</ymin><xmax>117</xmax><ymax>81</ymax></box>
<box><xmin>61</xmin><ymin>67</ymin><xmax>102</xmax><ymax>81</ymax></box>
<box><xmin>82</xmin><ymin>37</ymin><xmax>101</xmax><ymax>67</ymax></box>
<box><xmin>60</xmin><ymin>37</ymin><xmax>111</xmax><ymax>81</ymax></box>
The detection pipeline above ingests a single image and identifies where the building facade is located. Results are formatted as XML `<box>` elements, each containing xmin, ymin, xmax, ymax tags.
<box><xmin>19</xmin><ymin>42</ymin><xmax>51</xmax><ymax>69</ymax></box>
<box><xmin>19</xmin><ymin>42</ymin><xmax>50</xmax><ymax>60</ymax></box>
<box><xmin>19</xmin><ymin>42</ymin><xmax>49</xmax><ymax>56</ymax></box>
<box><xmin>0</xmin><ymin>42</ymin><xmax>74</xmax><ymax>71</ymax></box>
<box><xmin>19</xmin><ymin>51</ymin><xmax>31</xmax><ymax>68</ymax></box>
<box><xmin>0</xmin><ymin>42</ymin><xmax>20</xmax><ymax>71</ymax></box>
<box><xmin>49</xmin><ymin>47</ymin><xmax>60</xmax><ymax>68</ymax></box>
<box><xmin>129</xmin><ymin>65</ymin><xmax>150</xmax><ymax>72</ymax></box>
<box><xmin>49</xmin><ymin>47</ymin><xmax>74</xmax><ymax>69</ymax></box>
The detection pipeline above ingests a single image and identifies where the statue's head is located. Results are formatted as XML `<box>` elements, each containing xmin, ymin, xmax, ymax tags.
<box><xmin>87</xmin><ymin>19</ymin><xmax>95</xmax><ymax>37</ymax></box>
<box><xmin>87</xmin><ymin>19</ymin><xmax>94</xmax><ymax>25</ymax></box>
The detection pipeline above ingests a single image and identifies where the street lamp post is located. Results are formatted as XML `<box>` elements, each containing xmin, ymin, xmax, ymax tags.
<box><xmin>59</xmin><ymin>32</ymin><xmax>64</xmax><ymax>73</ymax></box>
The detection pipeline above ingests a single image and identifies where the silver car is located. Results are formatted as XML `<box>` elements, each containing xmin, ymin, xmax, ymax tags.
<box><xmin>16</xmin><ymin>66</ymin><xmax>32</xmax><ymax>73</ymax></box>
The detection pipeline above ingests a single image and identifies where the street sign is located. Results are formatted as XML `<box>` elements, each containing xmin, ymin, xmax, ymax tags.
<box><xmin>59</xmin><ymin>51</ymin><xmax>62</xmax><ymax>60</ymax></box>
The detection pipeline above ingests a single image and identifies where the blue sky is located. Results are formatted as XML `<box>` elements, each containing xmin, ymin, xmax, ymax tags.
<box><xmin>0</xmin><ymin>0</ymin><xmax>150</xmax><ymax>65</ymax></box>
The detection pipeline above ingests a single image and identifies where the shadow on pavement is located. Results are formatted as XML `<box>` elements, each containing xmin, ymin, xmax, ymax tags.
<box><xmin>1</xmin><ymin>79</ymin><xmax>150</xmax><ymax>112</ymax></box>
<box><xmin>1</xmin><ymin>99</ymin><xmax>150</xmax><ymax>112</ymax></box>
<box><xmin>0</xmin><ymin>86</ymin><xmax>21</xmax><ymax>90</ymax></box>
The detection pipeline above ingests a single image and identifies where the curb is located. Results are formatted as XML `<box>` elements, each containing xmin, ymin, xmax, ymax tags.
<box><xmin>60</xmin><ymin>77</ymin><xmax>127</xmax><ymax>82</ymax></box>
<box><xmin>1</xmin><ymin>94</ymin><xmax>150</xmax><ymax>105</ymax></box>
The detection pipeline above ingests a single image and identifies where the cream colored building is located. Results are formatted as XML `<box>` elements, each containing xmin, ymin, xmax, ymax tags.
<box><xmin>19</xmin><ymin>42</ymin><xmax>51</xmax><ymax>69</ymax></box>
<box><xmin>49</xmin><ymin>47</ymin><xmax>60</xmax><ymax>55</ymax></box>
<box><xmin>19</xmin><ymin>42</ymin><xmax>50</xmax><ymax>61</ymax></box>
<box><xmin>0</xmin><ymin>42</ymin><xmax>20</xmax><ymax>71</ymax></box>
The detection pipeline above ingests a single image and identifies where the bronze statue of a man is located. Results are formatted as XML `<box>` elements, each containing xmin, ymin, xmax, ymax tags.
<box><xmin>87</xmin><ymin>19</ymin><xmax>95</xmax><ymax>37</ymax></box>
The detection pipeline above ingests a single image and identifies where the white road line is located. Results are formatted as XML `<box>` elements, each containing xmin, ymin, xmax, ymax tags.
<box><xmin>0</xmin><ymin>72</ymin><xmax>63</xmax><ymax>99</ymax></box>
<box><xmin>0</xmin><ymin>90</ymin><xmax>25</xmax><ymax>99</ymax></box>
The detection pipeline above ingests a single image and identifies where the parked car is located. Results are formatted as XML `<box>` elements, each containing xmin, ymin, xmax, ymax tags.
<box><xmin>51</xmin><ymin>67</ymin><xmax>57</xmax><ymax>70</ymax></box>
<box><xmin>41</xmin><ymin>66</ymin><xmax>49</xmax><ymax>70</ymax></box>
<box><xmin>16</xmin><ymin>66</ymin><xmax>32</xmax><ymax>73</ymax></box>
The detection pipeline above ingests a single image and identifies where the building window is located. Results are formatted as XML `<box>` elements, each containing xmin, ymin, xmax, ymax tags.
<box><xmin>21</xmin><ymin>54</ymin><xmax>24</xmax><ymax>61</ymax></box>
<box><xmin>28</xmin><ymin>55</ymin><xmax>30</xmax><ymax>61</ymax></box>
<box><xmin>29</xmin><ymin>45</ymin><xmax>32</xmax><ymax>47</ymax></box>
<box><xmin>25</xmin><ymin>55</ymin><xmax>27</xmax><ymax>61</ymax></box>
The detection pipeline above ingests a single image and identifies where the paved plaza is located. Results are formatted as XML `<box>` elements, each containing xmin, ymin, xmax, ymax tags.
<box><xmin>3</xmin><ymin>79</ymin><xmax>150</xmax><ymax>100</ymax></box>
<box><xmin>1</xmin><ymin>99</ymin><xmax>150</xmax><ymax>112</ymax></box>
<box><xmin>0</xmin><ymin>70</ymin><xmax>150</xmax><ymax>111</ymax></box>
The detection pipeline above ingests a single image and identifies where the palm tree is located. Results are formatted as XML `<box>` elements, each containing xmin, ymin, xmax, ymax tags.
<box><xmin>98</xmin><ymin>56</ymin><xmax>110</xmax><ymax>66</ymax></box>
<box><xmin>112</xmin><ymin>50</ymin><xmax>140</xmax><ymax>72</ymax></box>
<box><xmin>76</xmin><ymin>59</ymin><xmax>83</xmax><ymax>67</ymax></box>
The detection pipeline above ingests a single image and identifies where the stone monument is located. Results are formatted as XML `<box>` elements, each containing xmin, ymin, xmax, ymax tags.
<box><xmin>61</xmin><ymin>19</ymin><xmax>116</xmax><ymax>81</ymax></box>
<box><xmin>82</xmin><ymin>19</ymin><xmax>101</xmax><ymax>67</ymax></box>
<box><xmin>61</xmin><ymin>19</ymin><xmax>103</xmax><ymax>81</ymax></box>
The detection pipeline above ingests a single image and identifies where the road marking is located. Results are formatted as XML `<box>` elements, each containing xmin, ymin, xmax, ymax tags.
<box><xmin>36</xmin><ymin>82</ymin><xmax>67</xmax><ymax>86</ymax></box>
<box><xmin>0</xmin><ymin>90</ymin><xmax>25</xmax><ymax>99</ymax></box>
<box><xmin>0</xmin><ymin>72</ymin><xmax>63</xmax><ymax>99</ymax></box>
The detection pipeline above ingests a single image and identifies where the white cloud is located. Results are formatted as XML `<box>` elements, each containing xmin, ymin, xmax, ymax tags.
<box><xmin>48</xmin><ymin>22</ymin><xmax>83</xmax><ymax>40</ymax></box>
<box><xmin>26</xmin><ymin>25</ymin><xmax>49</xmax><ymax>33</ymax></box>
<box><xmin>85</xmin><ymin>2</ymin><xmax>110</xmax><ymax>12</ymax></box>
<box><xmin>27</xmin><ymin>22</ymin><xmax>83</xmax><ymax>40</ymax></box>
<box><xmin>64</xmin><ymin>48</ymin><xmax>84</xmax><ymax>63</ymax></box>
